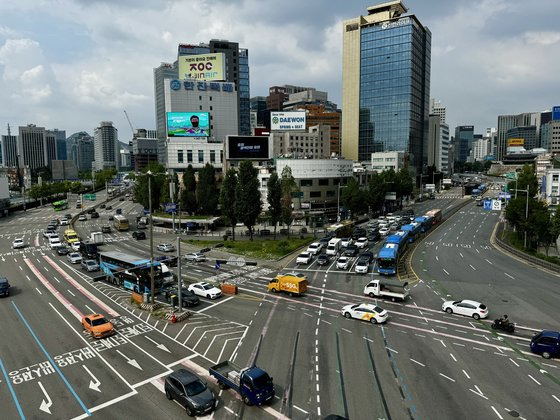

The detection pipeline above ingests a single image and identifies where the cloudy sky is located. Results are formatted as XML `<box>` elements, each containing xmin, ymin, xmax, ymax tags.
<box><xmin>1</xmin><ymin>0</ymin><xmax>559</xmax><ymax>140</ymax></box>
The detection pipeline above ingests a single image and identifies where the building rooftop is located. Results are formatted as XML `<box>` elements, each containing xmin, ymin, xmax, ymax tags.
<box><xmin>367</xmin><ymin>1</ymin><xmax>408</xmax><ymax>16</ymax></box>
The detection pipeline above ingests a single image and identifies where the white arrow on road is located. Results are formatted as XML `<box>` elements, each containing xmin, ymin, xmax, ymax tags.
<box><xmin>116</xmin><ymin>350</ymin><xmax>143</xmax><ymax>370</ymax></box>
<box><xmin>83</xmin><ymin>365</ymin><xmax>101</xmax><ymax>392</ymax></box>
<box><xmin>145</xmin><ymin>336</ymin><xmax>171</xmax><ymax>353</ymax></box>
<box><xmin>38</xmin><ymin>381</ymin><xmax>53</xmax><ymax>414</ymax></box>
<box><xmin>540</xmin><ymin>369</ymin><xmax>548</xmax><ymax>375</ymax></box>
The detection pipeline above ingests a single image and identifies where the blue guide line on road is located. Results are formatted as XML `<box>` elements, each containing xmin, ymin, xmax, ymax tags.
<box><xmin>0</xmin><ymin>357</ymin><xmax>26</xmax><ymax>420</ymax></box>
<box><xmin>11</xmin><ymin>301</ymin><xmax>91</xmax><ymax>417</ymax></box>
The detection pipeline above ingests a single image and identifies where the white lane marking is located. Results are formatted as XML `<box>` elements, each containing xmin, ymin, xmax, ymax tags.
<box><xmin>553</xmin><ymin>394</ymin><xmax>560</xmax><ymax>404</ymax></box>
<box><xmin>504</xmin><ymin>273</ymin><xmax>514</xmax><ymax>279</ymax></box>
<box><xmin>450</xmin><ymin>353</ymin><xmax>457</xmax><ymax>362</ymax></box>
<box><xmin>341</xmin><ymin>328</ymin><xmax>352</xmax><ymax>334</ymax></box>
<box><xmin>410</xmin><ymin>358</ymin><xmax>425</xmax><ymax>367</ymax></box>
<box><xmin>85</xmin><ymin>304</ymin><xmax>96</xmax><ymax>313</ymax></box>
<box><xmin>443</xmin><ymin>269</ymin><xmax>449</xmax><ymax>275</ymax></box>
<box><xmin>36</xmin><ymin>287</ymin><xmax>43</xmax><ymax>295</ymax></box>
<box><xmin>491</xmin><ymin>406</ymin><xmax>503</xmax><ymax>419</ymax></box>
<box><xmin>439</xmin><ymin>373</ymin><xmax>455</xmax><ymax>382</ymax></box>
<box><xmin>485</xmin><ymin>259</ymin><xmax>492</xmax><ymax>265</ymax></box>
<box><xmin>469</xmin><ymin>264</ymin><xmax>476</xmax><ymax>270</ymax></box>
<box><xmin>294</xmin><ymin>404</ymin><xmax>308</xmax><ymax>414</ymax></box>
<box><xmin>462</xmin><ymin>370</ymin><xmax>470</xmax><ymax>379</ymax></box>
<box><xmin>528</xmin><ymin>374</ymin><xmax>541</xmax><ymax>386</ymax></box>
<box><xmin>386</xmin><ymin>347</ymin><xmax>398</xmax><ymax>354</ymax></box>
<box><xmin>435</xmin><ymin>255</ymin><xmax>439</xmax><ymax>261</ymax></box>
<box><xmin>459</xmin><ymin>252</ymin><xmax>464</xmax><ymax>258</ymax></box>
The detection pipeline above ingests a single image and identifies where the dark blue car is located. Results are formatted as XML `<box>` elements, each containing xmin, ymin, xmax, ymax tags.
<box><xmin>530</xmin><ymin>330</ymin><xmax>560</xmax><ymax>359</ymax></box>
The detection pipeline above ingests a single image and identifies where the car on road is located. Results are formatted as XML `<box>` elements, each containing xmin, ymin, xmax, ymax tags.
<box><xmin>164</xmin><ymin>369</ymin><xmax>217</xmax><ymax>416</ymax></box>
<box><xmin>137</xmin><ymin>221</ymin><xmax>147</xmax><ymax>229</ymax></box>
<box><xmin>90</xmin><ymin>211</ymin><xmax>99</xmax><ymax>219</ymax></box>
<box><xmin>157</xmin><ymin>243</ymin><xmax>176</xmax><ymax>252</ymax></box>
<box><xmin>185</xmin><ymin>252</ymin><xmax>206</xmax><ymax>262</ymax></box>
<box><xmin>76</xmin><ymin>203</ymin><xmax>82</xmax><ymax>209</ymax></box>
<box><xmin>100</xmin><ymin>203</ymin><xmax>106</xmax><ymax>208</ymax></box>
<box><xmin>360</xmin><ymin>251</ymin><xmax>374</xmax><ymax>264</ymax></box>
<box><xmin>442</xmin><ymin>299</ymin><xmax>488</xmax><ymax>320</ymax></box>
<box><xmin>43</xmin><ymin>228</ymin><xmax>56</xmax><ymax>238</ymax></box>
<box><xmin>101</xmin><ymin>225</ymin><xmax>111</xmax><ymax>233</ymax></box>
<box><xmin>12</xmin><ymin>237</ymin><xmax>26</xmax><ymax>249</ymax></box>
<box><xmin>164</xmin><ymin>288</ymin><xmax>200</xmax><ymax>307</ymax></box>
<box><xmin>318</xmin><ymin>237</ymin><xmax>331</xmax><ymax>246</ymax></box>
<box><xmin>341</xmin><ymin>303</ymin><xmax>388</xmax><ymax>324</ymax></box>
<box><xmin>336</xmin><ymin>256</ymin><xmax>351</xmax><ymax>270</ymax></box>
<box><xmin>530</xmin><ymin>330</ymin><xmax>560</xmax><ymax>359</ymax></box>
<box><xmin>340</xmin><ymin>238</ymin><xmax>353</xmax><ymax>248</ymax></box>
<box><xmin>306</xmin><ymin>242</ymin><xmax>323</xmax><ymax>255</ymax></box>
<box><xmin>81</xmin><ymin>314</ymin><xmax>115</xmax><ymax>339</ymax></box>
<box><xmin>87</xmin><ymin>208</ymin><xmax>95</xmax><ymax>214</ymax></box>
<box><xmin>60</xmin><ymin>218</ymin><xmax>69</xmax><ymax>225</ymax></box>
<box><xmin>67</xmin><ymin>252</ymin><xmax>82</xmax><ymax>264</ymax></box>
<box><xmin>296</xmin><ymin>252</ymin><xmax>313</xmax><ymax>265</ymax></box>
<box><xmin>355</xmin><ymin>237</ymin><xmax>368</xmax><ymax>249</ymax></box>
<box><xmin>367</xmin><ymin>230</ymin><xmax>380</xmax><ymax>242</ymax></box>
<box><xmin>56</xmin><ymin>246</ymin><xmax>70</xmax><ymax>256</ymax></box>
<box><xmin>355</xmin><ymin>258</ymin><xmax>369</xmax><ymax>274</ymax></box>
<box><xmin>116</xmin><ymin>208</ymin><xmax>122</xmax><ymax>215</ymax></box>
<box><xmin>106</xmin><ymin>205</ymin><xmax>112</xmax><ymax>210</ymax></box>
<box><xmin>71</xmin><ymin>241</ymin><xmax>81</xmax><ymax>251</ymax></box>
<box><xmin>108</xmin><ymin>215</ymin><xmax>114</xmax><ymax>221</ymax></box>
<box><xmin>119</xmin><ymin>197</ymin><xmax>125</xmax><ymax>201</ymax></box>
<box><xmin>188</xmin><ymin>282</ymin><xmax>221</xmax><ymax>299</ymax></box>
<box><xmin>49</xmin><ymin>238</ymin><xmax>63</xmax><ymax>249</ymax></box>
<box><xmin>343</xmin><ymin>245</ymin><xmax>358</xmax><ymax>257</ymax></box>
<box><xmin>64</xmin><ymin>213</ymin><xmax>72</xmax><ymax>219</ymax></box>
<box><xmin>317</xmin><ymin>254</ymin><xmax>330</xmax><ymax>266</ymax></box>
<box><xmin>379</xmin><ymin>227</ymin><xmax>390</xmax><ymax>237</ymax></box>
<box><xmin>477</xmin><ymin>200</ymin><xmax>484</xmax><ymax>207</ymax></box>
<box><xmin>81</xmin><ymin>259</ymin><xmax>100</xmax><ymax>272</ymax></box>
<box><xmin>0</xmin><ymin>277</ymin><xmax>10</xmax><ymax>297</ymax></box>
<box><xmin>78</xmin><ymin>214</ymin><xmax>87</xmax><ymax>221</ymax></box>
<box><xmin>132</xmin><ymin>231</ymin><xmax>146</xmax><ymax>240</ymax></box>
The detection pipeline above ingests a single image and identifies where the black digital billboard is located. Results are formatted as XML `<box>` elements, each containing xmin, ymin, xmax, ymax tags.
<box><xmin>227</xmin><ymin>136</ymin><xmax>270</xmax><ymax>160</ymax></box>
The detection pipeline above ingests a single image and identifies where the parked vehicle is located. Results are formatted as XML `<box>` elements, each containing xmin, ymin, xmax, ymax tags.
<box><xmin>209</xmin><ymin>361</ymin><xmax>274</xmax><ymax>406</ymax></box>
<box><xmin>442</xmin><ymin>299</ymin><xmax>488</xmax><ymax>320</ymax></box>
<box><xmin>530</xmin><ymin>330</ymin><xmax>560</xmax><ymax>359</ymax></box>
<box><xmin>81</xmin><ymin>314</ymin><xmax>115</xmax><ymax>339</ymax></box>
<box><xmin>165</xmin><ymin>369</ymin><xmax>217</xmax><ymax>416</ymax></box>
<box><xmin>268</xmin><ymin>273</ymin><xmax>307</xmax><ymax>295</ymax></box>
<box><xmin>364</xmin><ymin>279</ymin><xmax>409</xmax><ymax>301</ymax></box>
<box><xmin>0</xmin><ymin>277</ymin><xmax>10</xmax><ymax>297</ymax></box>
<box><xmin>164</xmin><ymin>288</ymin><xmax>200</xmax><ymax>307</ymax></box>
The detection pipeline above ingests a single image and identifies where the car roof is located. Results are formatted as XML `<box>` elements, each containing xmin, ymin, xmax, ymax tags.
<box><xmin>539</xmin><ymin>330</ymin><xmax>560</xmax><ymax>339</ymax></box>
<box><xmin>460</xmin><ymin>299</ymin><xmax>482</xmax><ymax>306</ymax></box>
<box><xmin>85</xmin><ymin>313</ymin><xmax>104</xmax><ymax>319</ymax></box>
<box><xmin>169</xmin><ymin>368</ymin><xmax>198</xmax><ymax>384</ymax></box>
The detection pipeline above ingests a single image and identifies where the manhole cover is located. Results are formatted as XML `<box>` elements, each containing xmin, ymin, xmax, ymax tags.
<box><xmin>507</xmin><ymin>410</ymin><xmax>519</xmax><ymax>417</ymax></box>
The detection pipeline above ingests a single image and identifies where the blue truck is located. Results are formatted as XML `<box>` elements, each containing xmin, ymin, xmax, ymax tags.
<box><xmin>209</xmin><ymin>361</ymin><xmax>275</xmax><ymax>406</ymax></box>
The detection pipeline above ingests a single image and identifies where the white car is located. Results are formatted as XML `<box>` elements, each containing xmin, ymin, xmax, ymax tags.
<box><xmin>355</xmin><ymin>237</ymin><xmax>368</xmax><ymax>249</ymax></box>
<box><xmin>188</xmin><ymin>282</ymin><xmax>222</xmax><ymax>299</ymax></box>
<box><xmin>185</xmin><ymin>252</ymin><xmax>206</xmax><ymax>262</ymax></box>
<box><xmin>442</xmin><ymin>299</ymin><xmax>488</xmax><ymax>320</ymax></box>
<box><xmin>355</xmin><ymin>258</ymin><xmax>369</xmax><ymax>274</ymax></box>
<box><xmin>340</xmin><ymin>238</ymin><xmax>353</xmax><ymax>248</ymax></box>
<box><xmin>60</xmin><ymin>218</ymin><xmax>69</xmax><ymax>225</ymax></box>
<box><xmin>67</xmin><ymin>252</ymin><xmax>82</xmax><ymax>264</ymax></box>
<box><xmin>336</xmin><ymin>256</ymin><xmax>351</xmax><ymax>270</ymax></box>
<box><xmin>379</xmin><ymin>227</ymin><xmax>390</xmax><ymax>236</ymax></box>
<box><xmin>78</xmin><ymin>214</ymin><xmax>87</xmax><ymax>221</ymax></box>
<box><xmin>296</xmin><ymin>252</ymin><xmax>313</xmax><ymax>265</ymax></box>
<box><xmin>341</xmin><ymin>303</ymin><xmax>388</xmax><ymax>324</ymax></box>
<box><xmin>12</xmin><ymin>238</ymin><xmax>26</xmax><ymax>249</ymax></box>
<box><xmin>47</xmin><ymin>233</ymin><xmax>59</xmax><ymax>241</ymax></box>
<box><xmin>306</xmin><ymin>242</ymin><xmax>323</xmax><ymax>255</ymax></box>
<box><xmin>157</xmin><ymin>243</ymin><xmax>175</xmax><ymax>252</ymax></box>
<box><xmin>49</xmin><ymin>238</ymin><xmax>63</xmax><ymax>249</ymax></box>
<box><xmin>71</xmin><ymin>241</ymin><xmax>81</xmax><ymax>251</ymax></box>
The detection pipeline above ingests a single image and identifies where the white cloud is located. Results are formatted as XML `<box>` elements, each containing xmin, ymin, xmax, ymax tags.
<box><xmin>523</xmin><ymin>31</ymin><xmax>560</xmax><ymax>45</ymax></box>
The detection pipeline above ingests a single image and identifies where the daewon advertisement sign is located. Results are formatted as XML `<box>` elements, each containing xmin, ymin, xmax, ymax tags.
<box><xmin>271</xmin><ymin>111</ymin><xmax>306</xmax><ymax>131</ymax></box>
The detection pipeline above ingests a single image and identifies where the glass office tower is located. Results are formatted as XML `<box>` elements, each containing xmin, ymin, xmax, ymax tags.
<box><xmin>342</xmin><ymin>2</ymin><xmax>431</xmax><ymax>174</ymax></box>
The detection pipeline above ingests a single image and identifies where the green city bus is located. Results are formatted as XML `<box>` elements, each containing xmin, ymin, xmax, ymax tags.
<box><xmin>53</xmin><ymin>200</ymin><xmax>69</xmax><ymax>211</ymax></box>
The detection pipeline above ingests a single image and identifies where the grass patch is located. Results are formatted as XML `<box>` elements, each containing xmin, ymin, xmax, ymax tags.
<box><xmin>183</xmin><ymin>237</ymin><xmax>315</xmax><ymax>260</ymax></box>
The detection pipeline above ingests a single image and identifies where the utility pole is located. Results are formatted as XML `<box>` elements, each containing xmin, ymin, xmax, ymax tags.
<box><xmin>177</xmin><ymin>236</ymin><xmax>182</xmax><ymax>313</ymax></box>
<box><xmin>148</xmin><ymin>172</ymin><xmax>154</xmax><ymax>304</ymax></box>
<box><xmin>170</xmin><ymin>180</ymin><xmax>176</xmax><ymax>231</ymax></box>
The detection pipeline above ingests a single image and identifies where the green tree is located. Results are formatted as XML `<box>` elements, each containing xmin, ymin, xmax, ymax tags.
<box><xmin>367</xmin><ymin>172</ymin><xmax>386</xmax><ymax>215</ymax></box>
<box><xmin>266</xmin><ymin>172</ymin><xmax>282</xmax><ymax>239</ymax></box>
<box><xmin>550</xmin><ymin>210</ymin><xmax>560</xmax><ymax>255</ymax></box>
<box><xmin>196</xmin><ymin>163</ymin><xmax>218</xmax><ymax>215</ymax></box>
<box><xmin>160</xmin><ymin>177</ymin><xmax>171</xmax><ymax>208</ymax></box>
<box><xmin>133</xmin><ymin>162</ymin><xmax>166</xmax><ymax>210</ymax></box>
<box><xmin>341</xmin><ymin>178</ymin><xmax>367</xmax><ymax>218</ymax></box>
<box><xmin>532</xmin><ymin>204</ymin><xmax>553</xmax><ymax>254</ymax></box>
<box><xmin>180</xmin><ymin>165</ymin><xmax>197</xmax><ymax>215</ymax></box>
<box><xmin>280</xmin><ymin>165</ymin><xmax>297</xmax><ymax>235</ymax></box>
<box><xmin>220</xmin><ymin>168</ymin><xmax>238</xmax><ymax>240</ymax></box>
<box><xmin>507</xmin><ymin>164</ymin><xmax>538</xmax><ymax>197</ymax></box>
<box><xmin>235</xmin><ymin>161</ymin><xmax>262</xmax><ymax>240</ymax></box>
<box><xmin>396</xmin><ymin>168</ymin><xmax>414</xmax><ymax>202</ymax></box>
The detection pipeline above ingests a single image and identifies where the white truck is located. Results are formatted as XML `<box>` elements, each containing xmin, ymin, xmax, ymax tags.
<box><xmin>90</xmin><ymin>231</ymin><xmax>104</xmax><ymax>245</ymax></box>
<box><xmin>326</xmin><ymin>238</ymin><xmax>342</xmax><ymax>256</ymax></box>
<box><xmin>364</xmin><ymin>279</ymin><xmax>409</xmax><ymax>302</ymax></box>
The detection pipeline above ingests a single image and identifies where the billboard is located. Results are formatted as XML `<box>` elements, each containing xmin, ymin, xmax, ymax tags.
<box><xmin>167</xmin><ymin>112</ymin><xmax>210</xmax><ymax>137</ymax></box>
<box><xmin>226</xmin><ymin>136</ymin><xmax>270</xmax><ymax>160</ymax></box>
<box><xmin>553</xmin><ymin>106</ymin><xmax>560</xmax><ymax>121</ymax></box>
<box><xmin>507</xmin><ymin>138</ymin><xmax>524</xmax><ymax>147</ymax></box>
<box><xmin>271</xmin><ymin>111</ymin><xmax>306</xmax><ymax>131</ymax></box>
<box><xmin>178</xmin><ymin>53</ymin><xmax>225</xmax><ymax>81</ymax></box>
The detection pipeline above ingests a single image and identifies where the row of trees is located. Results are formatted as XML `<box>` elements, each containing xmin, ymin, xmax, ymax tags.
<box><xmin>27</xmin><ymin>180</ymin><xmax>83</xmax><ymax>201</ymax></box>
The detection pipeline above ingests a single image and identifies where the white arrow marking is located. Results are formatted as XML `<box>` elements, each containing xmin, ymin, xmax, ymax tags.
<box><xmin>83</xmin><ymin>365</ymin><xmax>101</xmax><ymax>392</ymax></box>
<box><xmin>469</xmin><ymin>385</ymin><xmax>488</xmax><ymax>400</ymax></box>
<box><xmin>38</xmin><ymin>381</ymin><xmax>53</xmax><ymax>414</ymax></box>
<box><xmin>116</xmin><ymin>350</ymin><xmax>143</xmax><ymax>370</ymax></box>
<box><xmin>539</xmin><ymin>369</ymin><xmax>548</xmax><ymax>375</ymax></box>
<box><xmin>145</xmin><ymin>336</ymin><xmax>171</xmax><ymax>353</ymax></box>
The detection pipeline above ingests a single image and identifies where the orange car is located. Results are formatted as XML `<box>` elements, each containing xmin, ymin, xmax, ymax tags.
<box><xmin>81</xmin><ymin>314</ymin><xmax>115</xmax><ymax>338</ymax></box>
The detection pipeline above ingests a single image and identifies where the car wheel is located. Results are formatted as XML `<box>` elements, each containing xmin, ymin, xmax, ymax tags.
<box><xmin>207</xmin><ymin>294</ymin><xmax>211</xmax><ymax>299</ymax></box>
<box><xmin>186</xmin><ymin>405</ymin><xmax>195</xmax><ymax>417</ymax></box>
<box><xmin>369</xmin><ymin>292</ymin><xmax>375</xmax><ymax>298</ymax></box>
<box><xmin>165</xmin><ymin>388</ymin><xmax>172</xmax><ymax>400</ymax></box>
<box><xmin>271</xmin><ymin>288</ymin><xmax>277</xmax><ymax>293</ymax></box>
<box><xmin>542</xmin><ymin>351</ymin><xmax>552</xmax><ymax>359</ymax></box>
<box><xmin>218</xmin><ymin>381</ymin><xmax>228</xmax><ymax>390</ymax></box>
<box><xmin>445</xmin><ymin>308</ymin><xmax>453</xmax><ymax>314</ymax></box>
<box><xmin>243</xmin><ymin>395</ymin><xmax>253</xmax><ymax>406</ymax></box>
<box><xmin>472</xmin><ymin>313</ymin><xmax>480</xmax><ymax>320</ymax></box>
<box><xmin>370</xmin><ymin>317</ymin><xmax>377</xmax><ymax>324</ymax></box>
<box><xmin>344</xmin><ymin>312</ymin><xmax>351</xmax><ymax>319</ymax></box>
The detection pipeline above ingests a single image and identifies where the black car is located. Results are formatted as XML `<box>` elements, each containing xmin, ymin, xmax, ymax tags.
<box><xmin>119</xmin><ymin>197</ymin><xmax>125</xmax><ymax>201</ymax></box>
<box><xmin>56</xmin><ymin>246</ymin><xmax>70</xmax><ymax>256</ymax></box>
<box><xmin>64</xmin><ymin>213</ymin><xmax>72</xmax><ymax>219</ymax></box>
<box><xmin>403</xmin><ymin>209</ymin><xmax>414</xmax><ymax>216</ymax></box>
<box><xmin>367</xmin><ymin>231</ymin><xmax>380</xmax><ymax>241</ymax></box>
<box><xmin>343</xmin><ymin>245</ymin><xmax>359</xmax><ymax>257</ymax></box>
<box><xmin>106</xmin><ymin>205</ymin><xmax>112</xmax><ymax>210</ymax></box>
<box><xmin>164</xmin><ymin>288</ymin><xmax>200</xmax><ymax>307</ymax></box>
<box><xmin>116</xmin><ymin>208</ymin><xmax>122</xmax><ymax>215</ymax></box>
<box><xmin>102</xmin><ymin>225</ymin><xmax>111</xmax><ymax>233</ymax></box>
<box><xmin>199</xmin><ymin>247</ymin><xmax>211</xmax><ymax>253</ymax></box>
<box><xmin>87</xmin><ymin>208</ymin><xmax>95</xmax><ymax>214</ymax></box>
<box><xmin>260</xmin><ymin>229</ymin><xmax>271</xmax><ymax>236</ymax></box>
<box><xmin>317</xmin><ymin>254</ymin><xmax>330</xmax><ymax>266</ymax></box>
<box><xmin>155</xmin><ymin>255</ymin><xmax>178</xmax><ymax>267</ymax></box>
<box><xmin>132</xmin><ymin>231</ymin><xmax>146</xmax><ymax>240</ymax></box>
<box><xmin>164</xmin><ymin>369</ymin><xmax>216</xmax><ymax>416</ymax></box>
<box><xmin>100</xmin><ymin>203</ymin><xmax>106</xmax><ymax>209</ymax></box>
<box><xmin>90</xmin><ymin>211</ymin><xmax>99</xmax><ymax>219</ymax></box>
<box><xmin>108</xmin><ymin>215</ymin><xmax>114</xmax><ymax>221</ymax></box>
<box><xmin>352</xmin><ymin>228</ymin><xmax>366</xmax><ymax>239</ymax></box>
<box><xmin>0</xmin><ymin>277</ymin><xmax>10</xmax><ymax>297</ymax></box>
<box><xmin>360</xmin><ymin>251</ymin><xmax>374</xmax><ymax>264</ymax></box>
<box><xmin>319</xmin><ymin>237</ymin><xmax>331</xmax><ymax>246</ymax></box>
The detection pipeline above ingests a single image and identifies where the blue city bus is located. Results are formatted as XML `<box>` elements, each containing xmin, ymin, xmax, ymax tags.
<box><xmin>401</xmin><ymin>223</ymin><xmax>422</xmax><ymax>243</ymax></box>
<box><xmin>385</xmin><ymin>231</ymin><xmax>409</xmax><ymax>255</ymax></box>
<box><xmin>414</xmin><ymin>216</ymin><xmax>433</xmax><ymax>233</ymax></box>
<box><xmin>377</xmin><ymin>243</ymin><xmax>400</xmax><ymax>275</ymax></box>
<box><xmin>98</xmin><ymin>251</ymin><xmax>163</xmax><ymax>294</ymax></box>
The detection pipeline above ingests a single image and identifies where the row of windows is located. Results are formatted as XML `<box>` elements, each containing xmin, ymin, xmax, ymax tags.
<box><xmin>360</xmin><ymin>77</ymin><xmax>412</xmax><ymax>91</ymax></box>
<box><xmin>361</xmin><ymin>24</ymin><xmax>413</xmax><ymax>37</ymax></box>
<box><xmin>176</xmin><ymin>149</ymin><xmax>223</xmax><ymax>164</ymax></box>
<box><xmin>359</xmin><ymin>51</ymin><xmax>412</xmax><ymax>66</ymax></box>
<box><xmin>361</xmin><ymin>41</ymin><xmax>412</xmax><ymax>57</ymax></box>
<box><xmin>359</xmin><ymin>67</ymin><xmax>411</xmax><ymax>80</ymax></box>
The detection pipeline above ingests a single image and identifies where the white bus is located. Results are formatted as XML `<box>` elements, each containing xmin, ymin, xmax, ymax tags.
<box><xmin>326</xmin><ymin>238</ymin><xmax>342</xmax><ymax>256</ymax></box>
<box><xmin>113</xmin><ymin>214</ymin><xmax>129</xmax><ymax>231</ymax></box>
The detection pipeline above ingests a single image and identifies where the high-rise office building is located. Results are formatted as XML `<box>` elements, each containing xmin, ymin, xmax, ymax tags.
<box><xmin>496</xmin><ymin>112</ymin><xmax>539</xmax><ymax>160</ymax></box>
<box><xmin>18</xmin><ymin>125</ymin><xmax>47</xmax><ymax>170</ymax></box>
<box><xmin>454</xmin><ymin>126</ymin><xmax>474</xmax><ymax>163</ymax></box>
<box><xmin>250</xmin><ymin>96</ymin><xmax>269</xmax><ymax>128</ymax></box>
<box><xmin>1</xmin><ymin>134</ymin><xmax>17</xmax><ymax>167</ymax></box>
<box><xmin>93</xmin><ymin>121</ymin><xmax>119</xmax><ymax>171</ymax></box>
<box><xmin>506</xmin><ymin>126</ymin><xmax>537</xmax><ymax>151</ymax></box>
<box><xmin>45</xmin><ymin>130</ymin><xmax>57</xmax><ymax>169</ymax></box>
<box><xmin>427</xmin><ymin>115</ymin><xmax>450</xmax><ymax>174</ymax></box>
<box><xmin>430</xmin><ymin>99</ymin><xmax>446</xmax><ymax>124</ymax></box>
<box><xmin>68</xmin><ymin>132</ymin><xmax>94</xmax><ymax>172</ymax></box>
<box><xmin>52</xmin><ymin>129</ymin><xmax>67</xmax><ymax>160</ymax></box>
<box><xmin>342</xmin><ymin>1</ymin><xmax>431</xmax><ymax>173</ymax></box>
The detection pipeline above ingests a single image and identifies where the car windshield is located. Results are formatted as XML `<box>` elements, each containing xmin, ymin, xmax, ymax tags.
<box><xmin>252</xmin><ymin>372</ymin><xmax>271</xmax><ymax>389</ymax></box>
<box><xmin>87</xmin><ymin>261</ymin><xmax>96</xmax><ymax>266</ymax></box>
<box><xmin>374</xmin><ymin>306</ymin><xmax>383</xmax><ymax>313</ymax></box>
<box><xmin>91</xmin><ymin>318</ymin><xmax>108</xmax><ymax>326</ymax></box>
<box><xmin>202</xmin><ymin>284</ymin><xmax>213</xmax><ymax>290</ymax></box>
<box><xmin>479</xmin><ymin>304</ymin><xmax>487</xmax><ymax>310</ymax></box>
<box><xmin>185</xmin><ymin>379</ymin><xmax>206</xmax><ymax>396</ymax></box>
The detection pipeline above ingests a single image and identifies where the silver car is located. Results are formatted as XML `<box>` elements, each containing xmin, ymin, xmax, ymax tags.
<box><xmin>81</xmin><ymin>259</ymin><xmax>99</xmax><ymax>272</ymax></box>
<box><xmin>157</xmin><ymin>243</ymin><xmax>176</xmax><ymax>252</ymax></box>
<box><xmin>67</xmin><ymin>252</ymin><xmax>82</xmax><ymax>264</ymax></box>
<box><xmin>185</xmin><ymin>252</ymin><xmax>206</xmax><ymax>262</ymax></box>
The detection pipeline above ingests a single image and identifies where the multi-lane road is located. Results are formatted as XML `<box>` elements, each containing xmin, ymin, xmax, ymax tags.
<box><xmin>1</xmin><ymin>186</ymin><xmax>559</xmax><ymax>419</ymax></box>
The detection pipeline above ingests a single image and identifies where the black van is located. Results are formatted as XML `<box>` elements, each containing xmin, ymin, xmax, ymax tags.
<box><xmin>0</xmin><ymin>277</ymin><xmax>11</xmax><ymax>297</ymax></box>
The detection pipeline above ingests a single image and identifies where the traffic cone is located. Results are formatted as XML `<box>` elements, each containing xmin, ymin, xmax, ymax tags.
<box><xmin>171</xmin><ymin>313</ymin><xmax>177</xmax><ymax>323</ymax></box>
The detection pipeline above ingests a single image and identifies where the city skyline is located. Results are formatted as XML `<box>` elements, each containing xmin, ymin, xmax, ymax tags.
<box><xmin>0</xmin><ymin>0</ymin><xmax>559</xmax><ymax>139</ymax></box>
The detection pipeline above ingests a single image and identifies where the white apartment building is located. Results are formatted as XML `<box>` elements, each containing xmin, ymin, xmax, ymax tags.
<box><xmin>371</xmin><ymin>151</ymin><xmax>406</xmax><ymax>172</ymax></box>
<box><xmin>272</xmin><ymin>124</ymin><xmax>331</xmax><ymax>159</ymax></box>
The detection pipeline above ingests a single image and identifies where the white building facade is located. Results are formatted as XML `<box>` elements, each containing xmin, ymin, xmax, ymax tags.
<box><xmin>93</xmin><ymin>121</ymin><xmax>119</xmax><ymax>171</ymax></box>
<box><xmin>371</xmin><ymin>151</ymin><xmax>406</xmax><ymax>172</ymax></box>
<box><xmin>272</xmin><ymin>125</ymin><xmax>331</xmax><ymax>159</ymax></box>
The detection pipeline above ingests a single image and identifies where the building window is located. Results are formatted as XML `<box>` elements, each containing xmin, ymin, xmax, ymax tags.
<box><xmin>178</xmin><ymin>149</ymin><xmax>184</xmax><ymax>163</ymax></box>
<box><xmin>210</xmin><ymin>106</ymin><xmax>213</xmax><ymax>111</ymax></box>
<box><xmin>220</xmin><ymin>150</ymin><xmax>223</xmax><ymax>163</ymax></box>
<box><xmin>210</xmin><ymin>150</ymin><xmax>215</xmax><ymax>163</ymax></box>
<box><xmin>187</xmin><ymin>150</ymin><xmax>193</xmax><ymax>163</ymax></box>
<box><xmin>318</xmin><ymin>179</ymin><xmax>329</xmax><ymax>186</ymax></box>
<box><xmin>326</xmin><ymin>190</ymin><xmax>335</xmax><ymax>197</ymax></box>
<box><xmin>300</xmin><ymin>179</ymin><xmax>313</xmax><ymax>187</ymax></box>
<box><xmin>310</xmin><ymin>191</ymin><xmax>321</xmax><ymax>198</ymax></box>
<box><xmin>553</xmin><ymin>174</ymin><xmax>559</xmax><ymax>182</ymax></box>
<box><xmin>198</xmin><ymin>150</ymin><xmax>204</xmax><ymax>163</ymax></box>
<box><xmin>209</xmin><ymin>96</ymin><xmax>212</xmax><ymax>101</ymax></box>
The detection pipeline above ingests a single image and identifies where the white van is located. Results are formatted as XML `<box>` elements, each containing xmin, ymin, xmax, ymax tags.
<box><xmin>49</xmin><ymin>237</ymin><xmax>63</xmax><ymax>249</ymax></box>
<box><xmin>326</xmin><ymin>238</ymin><xmax>342</xmax><ymax>256</ymax></box>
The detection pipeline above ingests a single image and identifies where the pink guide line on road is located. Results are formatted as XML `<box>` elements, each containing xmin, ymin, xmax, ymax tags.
<box><xmin>42</xmin><ymin>255</ymin><xmax>120</xmax><ymax>318</ymax></box>
<box><xmin>24</xmin><ymin>258</ymin><xmax>84</xmax><ymax>321</ymax></box>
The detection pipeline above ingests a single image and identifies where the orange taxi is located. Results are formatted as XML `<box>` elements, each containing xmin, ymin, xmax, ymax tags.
<box><xmin>81</xmin><ymin>314</ymin><xmax>115</xmax><ymax>338</ymax></box>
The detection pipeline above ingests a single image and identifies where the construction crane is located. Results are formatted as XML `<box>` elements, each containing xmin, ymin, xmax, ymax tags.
<box><xmin>123</xmin><ymin>110</ymin><xmax>135</xmax><ymax>137</ymax></box>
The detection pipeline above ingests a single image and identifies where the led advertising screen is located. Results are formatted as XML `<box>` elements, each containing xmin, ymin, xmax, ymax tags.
<box><xmin>167</xmin><ymin>112</ymin><xmax>210</xmax><ymax>137</ymax></box>
<box><xmin>553</xmin><ymin>106</ymin><xmax>560</xmax><ymax>121</ymax></box>
<box><xmin>270</xmin><ymin>111</ymin><xmax>306</xmax><ymax>131</ymax></box>
<box><xmin>227</xmin><ymin>136</ymin><xmax>270</xmax><ymax>160</ymax></box>
<box><xmin>178</xmin><ymin>53</ymin><xmax>225</xmax><ymax>81</ymax></box>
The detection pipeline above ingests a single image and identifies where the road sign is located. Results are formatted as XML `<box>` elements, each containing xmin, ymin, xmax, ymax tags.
<box><xmin>483</xmin><ymin>200</ymin><xmax>493</xmax><ymax>211</ymax></box>
<box><xmin>164</xmin><ymin>203</ymin><xmax>177</xmax><ymax>213</ymax></box>
<box><xmin>84</xmin><ymin>194</ymin><xmax>96</xmax><ymax>201</ymax></box>
<box><xmin>492</xmin><ymin>200</ymin><xmax>502</xmax><ymax>211</ymax></box>
<box><xmin>143</xmin><ymin>208</ymin><xmax>150</xmax><ymax>215</ymax></box>
<box><xmin>498</xmin><ymin>192</ymin><xmax>511</xmax><ymax>200</ymax></box>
